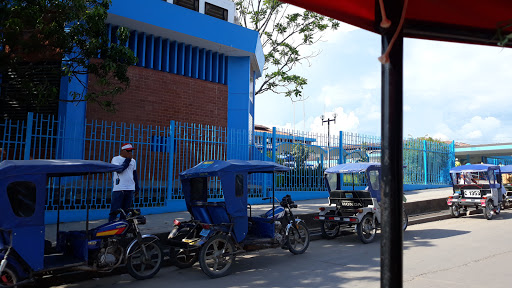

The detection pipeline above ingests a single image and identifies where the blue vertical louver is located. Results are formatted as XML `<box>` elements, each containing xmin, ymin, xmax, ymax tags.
<box><xmin>106</xmin><ymin>24</ymin><xmax>227</xmax><ymax>84</ymax></box>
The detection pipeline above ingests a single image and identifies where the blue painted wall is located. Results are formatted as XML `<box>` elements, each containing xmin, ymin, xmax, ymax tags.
<box><xmin>227</xmin><ymin>56</ymin><xmax>251</xmax><ymax>159</ymax></box>
<box><xmin>109</xmin><ymin>0</ymin><xmax>263</xmax><ymax>70</ymax></box>
<box><xmin>58</xmin><ymin>73</ymin><xmax>87</xmax><ymax>159</ymax></box>
<box><xmin>59</xmin><ymin>0</ymin><xmax>264</xmax><ymax>135</ymax></box>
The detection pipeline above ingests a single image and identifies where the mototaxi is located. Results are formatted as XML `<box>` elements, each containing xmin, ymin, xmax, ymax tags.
<box><xmin>501</xmin><ymin>165</ymin><xmax>512</xmax><ymax>208</ymax></box>
<box><xmin>314</xmin><ymin>162</ymin><xmax>408</xmax><ymax>244</ymax></box>
<box><xmin>167</xmin><ymin>160</ymin><xmax>310</xmax><ymax>278</ymax></box>
<box><xmin>447</xmin><ymin>164</ymin><xmax>505</xmax><ymax>219</ymax></box>
<box><xmin>0</xmin><ymin>160</ymin><xmax>162</xmax><ymax>287</ymax></box>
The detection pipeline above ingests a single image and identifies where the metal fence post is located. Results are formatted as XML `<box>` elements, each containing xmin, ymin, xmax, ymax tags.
<box><xmin>262</xmin><ymin>132</ymin><xmax>268</xmax><ymax>196</ymax></box>
<box><xmin>339</xmin><ymin>130</ymin><xmax>344</xmax><ymax>164</ymax></box>
<box><xmin>271</xmin><ymin>128</ymin><xmax>276</xmax><ymax>198</ymax></box>
<box><xmin>24</xmin><ymin>112</ymin><xmax>34</xmax><ymax>160</ymax></box>
<box><xmin>423</xmin><ymin>140</ymin><xmax>428</xmax><ymax>185</ymax></box>
<box><xmin>450</xmin><ymin>140</ymin><xmax>455</xmax><ymax>167</ymax></box>
<box><xmin>272</xmin><ymin>127</ymin><xmax>276</xmax><ymax>163</ymax></box>
<box><xmin>167</xmin><ymin>121</ymin><xmax>175</xmax><ymax>203</ymax></box>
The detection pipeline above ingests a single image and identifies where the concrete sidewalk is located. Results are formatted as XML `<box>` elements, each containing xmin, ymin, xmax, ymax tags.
<box><xmin>46</xmin><ymin>187</ymin><xmax>453</xmax><ymax>242</ymax></box>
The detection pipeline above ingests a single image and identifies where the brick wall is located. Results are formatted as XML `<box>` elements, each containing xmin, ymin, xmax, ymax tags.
<box><xmin>86</xmin><ymin>65</ymin><xmax>228</xmax><ymax>128</ymax></box>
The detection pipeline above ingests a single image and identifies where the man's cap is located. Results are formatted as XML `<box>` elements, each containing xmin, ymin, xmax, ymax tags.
<box><xmin>122</xmin><ymin>143</ymin><xmax>135</xmax><ymax>151</ymax></box>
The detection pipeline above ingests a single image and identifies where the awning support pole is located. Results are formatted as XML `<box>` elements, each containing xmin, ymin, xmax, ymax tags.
<box><xmin>379</xmin><ymin>1</ymin><xmax>404</xmax><ymax>288</ymax></box>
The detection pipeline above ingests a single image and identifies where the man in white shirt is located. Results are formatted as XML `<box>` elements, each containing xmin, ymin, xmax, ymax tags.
<box><xmin>109</xmin><ymin>143</ymin><xmax>140</xmax><ymax>221</ymax></box>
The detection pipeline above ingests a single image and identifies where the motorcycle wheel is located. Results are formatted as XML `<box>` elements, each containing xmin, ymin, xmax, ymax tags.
<box><xmin>402</xmin><ymin>208</ymin><xmax>408</xmax><ymax>231</ymax></box>
<box><xmin>356</xmin><ymin>213</ymin><xmax>376</xmax><ymax>244</ymax></box>
<box><xmin>287</xmin><ymin>222</ymin><xmax>310</xmax><ymax>255</ymax></box>
<box><xmin>483</xmin><ymin>201</ymin><xmax>493</xmax><ymax>220</ymax></box>
<box><xmin>450</xmin><ymin>205</ymin><xmax>461</xmax><ymax>218</ymax></box>
<box><xmin>0</xmin><ymin>265</ymin><xmax>19</xmax><ymax>287</ymax></box>
<box><xmin>199</xmin><ymin>234</ymin><xmax>235</xmax><ymax>278</ymax></box>
<box><xmin>126</xmin><ymin>238</ymin><xmax>163</xmax><ymax>280</ymax></box>
<box><xmin>173</xmin><ymin>248</ymin><xmax>199</xmax><ymax>269</ymax></box>
<box><xmin>320</xmin><ymin>221</ymin><xmax>340</xmax><ymax>239</ymax></box>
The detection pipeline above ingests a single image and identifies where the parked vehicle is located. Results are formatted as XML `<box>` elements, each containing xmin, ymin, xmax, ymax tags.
<box><xmin>0</xmin><ymin>160</ymin><xmax>163</xmax><ymax>287</ymax></box>
<box><xmin>167</xmin><ymin>160</ymin><xmax>310</xmax><ymax>278</ymax></box>
<box><xmin>314</xmin><ymin>163</ymin><xmax>408</xmax><ymax>244</ymax></box>
<box><xmin>499</xmin><ymin>165</ymin><xmax>512</xmax><ymax>209</ymax></box>
<box><xmin>447</xmin><ymin>164</ymin><xmax>504</xmax><ymax>220</ymax></box>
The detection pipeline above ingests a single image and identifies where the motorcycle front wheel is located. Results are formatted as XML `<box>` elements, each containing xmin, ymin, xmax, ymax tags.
<box><xmin>286</xmin><ymin>221</ymin><xmax>310</xmax><ymax>255</ymax></box>
<box><xmin>199</xmin><ymin>234</ymin><xmax>235</xmax><ymax>278</ymax></box>
<box><xmin>126</xmin><ymin>238</ymin><xmax>163</xmax><ymax>280</ymax></box>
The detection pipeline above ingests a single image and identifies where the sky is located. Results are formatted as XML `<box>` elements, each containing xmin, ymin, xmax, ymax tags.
<box><xmin>254</xmin><ymin>22</ymin><xmax>512</xmax><ymax>145</ymax></box>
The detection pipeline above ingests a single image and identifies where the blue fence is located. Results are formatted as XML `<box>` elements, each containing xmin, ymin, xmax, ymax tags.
<box><xmin>0</xmin><ymin>113</ymin><xmax>454</xmax><ymax>220</ymax></box>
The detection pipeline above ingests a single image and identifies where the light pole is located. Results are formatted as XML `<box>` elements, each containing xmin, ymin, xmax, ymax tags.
<box><xmin>321</xmin><ymin>113</ymin><xmax>336</xmax><ymax>167</ymax></box>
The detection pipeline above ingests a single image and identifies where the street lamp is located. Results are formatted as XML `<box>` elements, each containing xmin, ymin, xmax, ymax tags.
<box><xmin>321</xmin><ymin>113</ymin><xmax>336</xmax><ymax>167</ymax></box>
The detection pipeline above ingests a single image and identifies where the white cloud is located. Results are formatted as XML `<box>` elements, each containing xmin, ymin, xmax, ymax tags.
<box><xmin>256</xmin><ymin>30</ymin><xmax>512</xmax><ymax>146</ymax></box>
<box><xmin>467</xmin><ymin>130</ymin><xmax>483</xmax><ymax>139</ymax></box>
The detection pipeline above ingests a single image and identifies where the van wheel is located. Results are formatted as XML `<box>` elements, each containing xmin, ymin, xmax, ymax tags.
<box><xmin>402</xmin><ymin>209</ymin><xmax>408</xmax><ymax>231</ymax></box>
<box><xmin>0</xmin><ymin>265</ymin><xmax>19</xmax><ymax>287</ymax></box>
<box><xmin>356</xmin><ymin>214</ymin><xmax>376</xmax><ymax>244</ymax></box>
<box><xmin>495</xmin><ymin>203</ymin><xmax>501</xmax><ymax>215</ymax></box>
<box><xmin>321</xmin><ymin>221</ymin><xmax>340</xmax><ymax>239</ymax></box>
<box><xmin>199</xmin><ymin>234</ymin><xmax>235</xmax><ymax>278</ymax></box>
<box><xmin>173</xmin><ymin>248</ymin><xmax>199</xmax><ymax>269</ymax></box>
<box><xmin>450</xmin><ymin>205</ymin><xmax>461</xmax><ymax>218</ymax></box>
<box><xmin>483</xmin><ymin>201</ymin><xmax>493</xmax><ymax>220</ymax></box>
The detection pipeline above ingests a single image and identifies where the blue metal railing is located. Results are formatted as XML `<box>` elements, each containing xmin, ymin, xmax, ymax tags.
<box><xmin>1</xmin><ymin>112</ymin><xmax>455</xmax><ymax>213</ymax></box>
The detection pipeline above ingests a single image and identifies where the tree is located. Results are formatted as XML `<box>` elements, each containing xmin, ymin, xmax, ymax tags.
<box><xmin>403</xmin><ymin>135</ymin><xmax>452</xmax><ymax>185</ymax></box>
<box><xmin>0</xmin><ymin>0</ymin><xmax>137</xmax><ymax>112</ymax></box>
<box><xmin>291</xmin><ymin>142</ymin><xmax>310</xmax><ymax>170</ymax></box>
<box><xmin>235</xmin><ymin>0</ymin><xmax>339</xmax><ymax>99</ymax></box>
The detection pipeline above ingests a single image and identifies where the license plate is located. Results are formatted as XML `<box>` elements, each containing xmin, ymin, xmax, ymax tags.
<box><xmin>318</xmin><ymin>216</ymin><xmax>325</xmax><ymax>220</ymax></box>
<box><xmin>343</xmin><ymin>218</ymin><xmax>350</xmax><ymax>221</ymax></box>
<box><xmin>464</xmin><ymin>190</ymin><xmax>481</xmax><ymax>197</ymax></box>
<box><xmin>334</xmin><ymin>217</ymin><xmax>340</xmax><ymax>220</ymax></box>
<box><xmin>199</xmin><ymin>229</ymin><xmax>210</xmax><ymax>237</ymax></box>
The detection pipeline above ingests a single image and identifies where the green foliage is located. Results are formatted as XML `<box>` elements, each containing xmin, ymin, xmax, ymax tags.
<box><xmin>342</xmin><ymin>173</ymin><xmax>366</xmax><ymax>186</ymax></box>
<box><xmin>0</xmin><ymin>0</ymin><xmax>137</xmax><ymax>112</ymax></box>
<box><xmin>277</xmin><ymin>165</ymin><xmax>325</xmax><ymax>191</ymax></box>
<box><xmin>290</xmin><ymin>143</ymin><xmax>310</xmax><ymax>169</ymax></box>
<box><xmin>496</xmin><ymin>20</ymin><xmax>512</xmax><ymax>47</ymax></box>
<box><xmin>235</xmin><ymin>0</ymin><xmax>339</xmax><ymax>99</ymax></box>
<box><xmin>403</xmin><ymin>135</ymin><xmax>451</xmax><ymax>184</ymax></box>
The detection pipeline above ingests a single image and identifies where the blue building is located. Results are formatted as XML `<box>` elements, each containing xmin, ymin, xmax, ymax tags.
<box><xmin>48</xmin><ymin>0</ymin><xmax>264</xmax><ymax>158</ymax></box>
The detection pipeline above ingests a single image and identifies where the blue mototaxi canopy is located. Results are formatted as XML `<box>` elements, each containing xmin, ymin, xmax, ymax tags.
<box><xmin>180</xmin><ymin>160</ymin><xmax>289</xmax><ymax>242</ymax></box>
<box><xmin>500</xmin><ymin>165</ymin><xmax>512</xmax><ymax>174</ymax></box>
<box><xmin>325</xmin><ymin>162</ymin><xmax>381</xmax><ymax>174</ymax></box>
<box><xmin>0</xmin><ymin>159</ymin><xmax>122</xmax><ymax>179</ymax></box>
<box><xmin>449</xmin><ymin>164</ymin><xmax>500</xmax><ymax>173</ymax></box>
<box><xmin>180</xmin><ymin>159</ymin><xmax>290</xmax><ymax>179</ymax></box>
<box><xmin>0</xmin><ymin>160</ymin><xmax>122</xmax><ymax>231</ymax></box>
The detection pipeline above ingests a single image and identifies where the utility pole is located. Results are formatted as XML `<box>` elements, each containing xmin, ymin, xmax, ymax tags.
<box><xmin>321</xmin><ymin>113</ymin><xmax>337</xmax><ymax>167</ymax></box>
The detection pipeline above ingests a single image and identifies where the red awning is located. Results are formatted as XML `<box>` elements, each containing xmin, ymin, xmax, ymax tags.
<box><xmin>280</xmin><ymin>0</ymin><xmax>512</xmax><ymax>47</ymax></box>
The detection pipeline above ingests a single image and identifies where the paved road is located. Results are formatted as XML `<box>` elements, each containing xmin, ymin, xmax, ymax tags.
<box><xmin>50</xmin><ymin>208</ymin><xmax>512</xmax><ymax>288</ymax></box>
